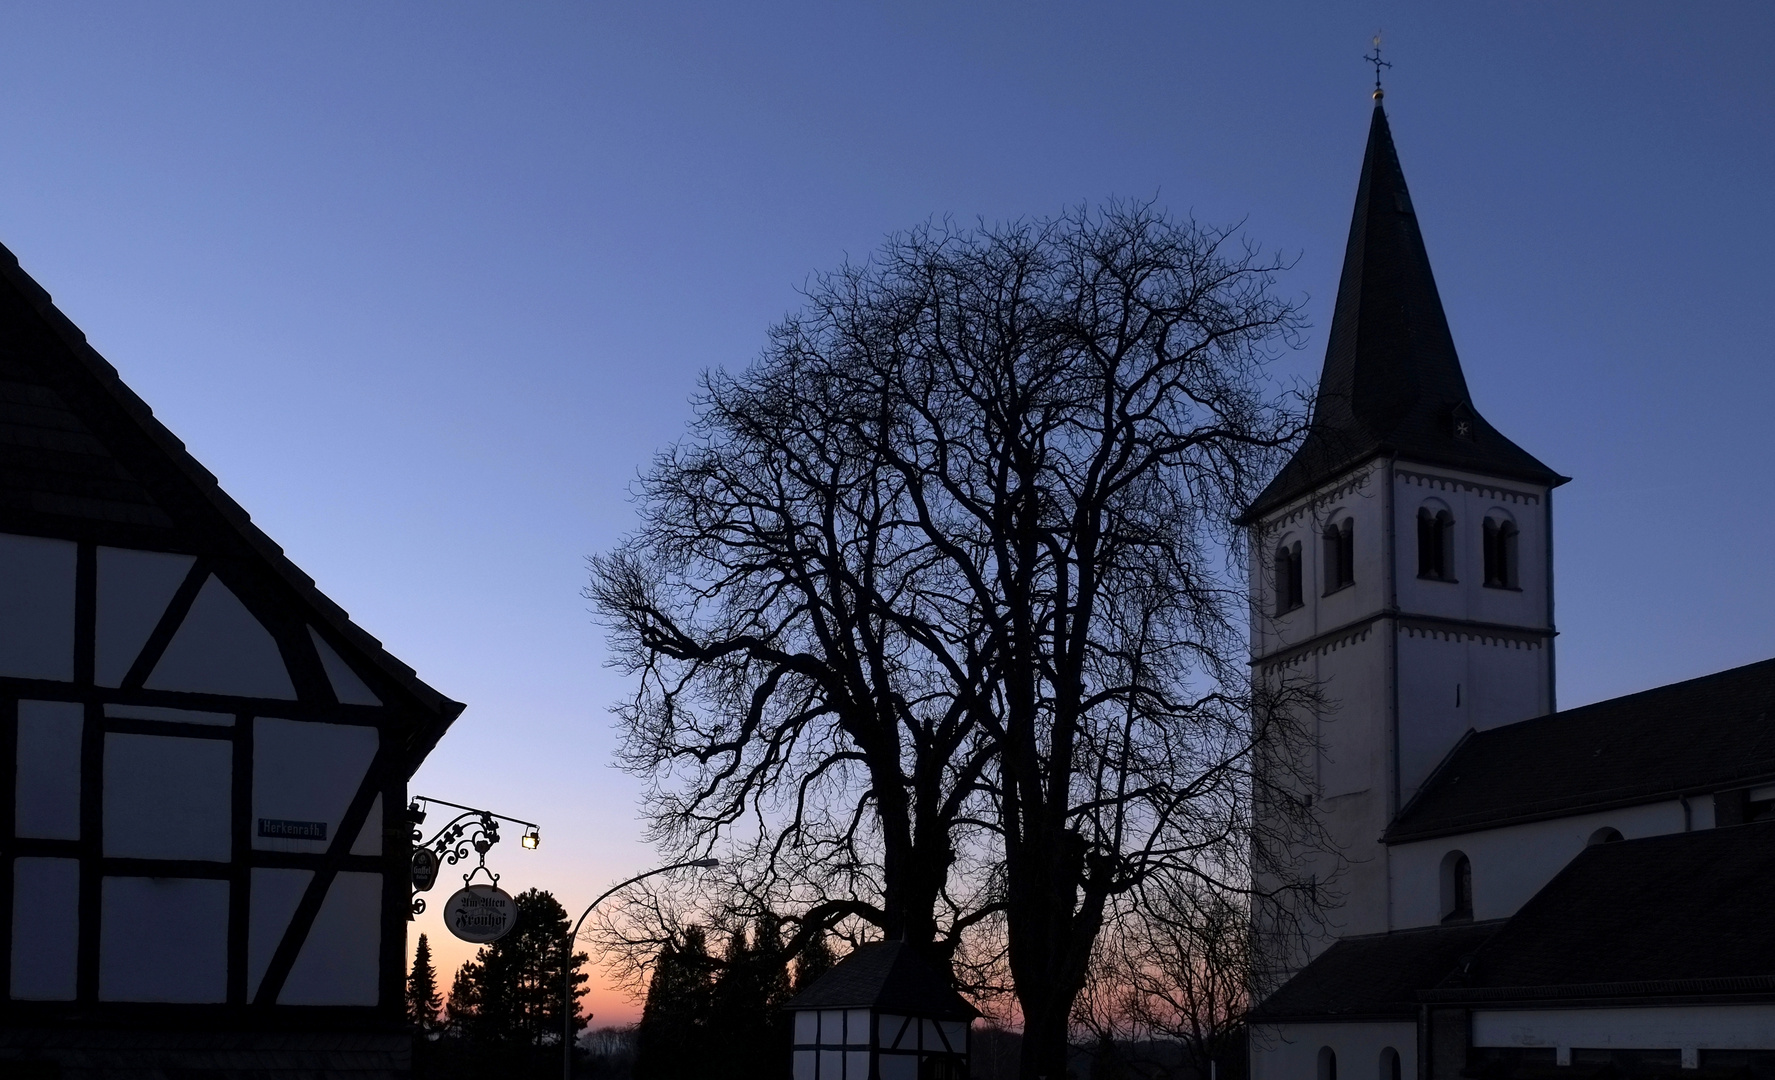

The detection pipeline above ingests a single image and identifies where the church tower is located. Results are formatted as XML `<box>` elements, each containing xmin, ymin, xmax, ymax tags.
<box><xmin>1243</xmin><ymin>104</ymin><xmax>1566</xmax><ymax>962</ymax></box>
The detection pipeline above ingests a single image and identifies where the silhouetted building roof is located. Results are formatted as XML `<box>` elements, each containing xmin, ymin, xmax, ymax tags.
<box><xmin>1388</xmin><ymin>657</ymin><xmax>1775</xmax><ymax>842</ymax></box>
<box><xmin>1240</xmin><ymin>105</ymin><xmax>1563</xmax><ymax>524</ymax></box>
<box><xmin>0</xmin><ymin>240</ymin><xmax>462</xmax><ymax>768</ymax></box>
<box><xmin>783</xmin><ymin>941</ymin><xmax>979</xmax><ymax>1020</ymax></box>
<box><xmin>1252</xmin><ymin>921</ymin><xmax>1502</xmax><ymax>1021</ymax></box>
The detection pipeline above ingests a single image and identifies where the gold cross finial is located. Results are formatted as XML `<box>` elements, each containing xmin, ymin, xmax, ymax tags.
<box><xmin>1365</xmin><ymin>32</ymin><xmax>1391</xmax><ymax>101</ymax></box>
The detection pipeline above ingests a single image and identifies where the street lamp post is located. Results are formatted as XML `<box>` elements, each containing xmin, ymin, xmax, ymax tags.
<box><xmin>561</xmin><ymin>857</ymin><xmax>719</xmax><ymax>1080</ymax></box>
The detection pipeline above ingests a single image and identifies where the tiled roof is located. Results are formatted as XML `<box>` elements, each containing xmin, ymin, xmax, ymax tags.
<box><xmin>784</xmin><ymin>941</ymin><xmax>979</xmax><ymax>1020</ymax></box>
<box><xmin>0</xmin><ymin>240</ymin><xmax>462</xmax><ymax>768</ymax></box>
<box><xmin>1424</xmin><ymin>821</ymin><xmax>1775</xmax><ymax>1000</ymax></box>
<box><xmin>1252</xmin><ymin>921</ymin><xmax>1503</xmax><ymax>1021</ymax></box>
<box><xmin>1240</xmin><ymin>106</ymin><xmax>1562</xmax><ymax>524</ymax></box>
<box><xmin>1388</xmin><ymin>656</ymin><xmax>1775</xmax><ymax>842</ymax></box>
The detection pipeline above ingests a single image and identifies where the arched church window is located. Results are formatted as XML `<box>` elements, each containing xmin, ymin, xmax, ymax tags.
<box><xmin>1379</xmin><ymin>1047</ymin><xmax>1401</xmax><ymax>1080</ymax></box>
<box><xmin>1483</xmin><ymin>515</ymin><xmax>1519</xmax><ymax>589</ymax></box>
<box><xmin>1274</xmin><ymin>541</ymin><xmax>1303</xmax><ymax>615</ymax></box>
<box><xmin>1417</xmin><ymin>506</ymin><xmax>1455</xmax><ymax>581</ymax></box>
<box><xmin>1318</xmin><ymin>1047</ymin><xmax>1338</xmax><ymax>1080</ymax></box>
<box><xmin>1588</xmin><ymin>827</ymin><xmax>1623</xmax><ymax>845</ymax></box>
<box><xmin>1440</xmin><ymin>851</ymin><xmax>1473</xmax><ymax>922</ymax></box>
<box><xmin>1323</xmin><ymin>517</ymin><xmax>1354</xmax><ymax>593</ymax></box>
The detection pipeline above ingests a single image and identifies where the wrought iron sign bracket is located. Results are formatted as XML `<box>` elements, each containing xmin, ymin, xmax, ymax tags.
<box><xmin>407</xmin><ymin>796</ymin><xmax>539</xmax><ymax>916</ymax></box>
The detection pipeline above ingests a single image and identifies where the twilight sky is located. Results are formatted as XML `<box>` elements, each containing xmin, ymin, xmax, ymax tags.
<box><xmin>0</xmin><ymin>3</ymin><xmax>1769</xmax><ymax>1024</ymax></box>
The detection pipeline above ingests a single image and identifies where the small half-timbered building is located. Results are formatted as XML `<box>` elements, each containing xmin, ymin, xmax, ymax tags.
<box><xmin>0</xmin><ymin>241</ymin><xmax>462</xmax><ymax>1076</ymax></box>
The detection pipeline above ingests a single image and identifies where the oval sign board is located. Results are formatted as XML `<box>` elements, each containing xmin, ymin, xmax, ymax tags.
<box><xmin>443</xmin><ymin>884</ymin><xmax>516</xmax><ymax>943</ymax></box>
<box><xmin>411</xmin><ymin>848</ymin><xmax>439</xmax><ymax>892</ymax></box>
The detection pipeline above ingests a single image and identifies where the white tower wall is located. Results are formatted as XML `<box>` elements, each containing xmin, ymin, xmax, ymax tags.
<box><xmin>1251</xmin><ymin>459</ymin><xmax>1555</xmax><ymax>965</ymax></box>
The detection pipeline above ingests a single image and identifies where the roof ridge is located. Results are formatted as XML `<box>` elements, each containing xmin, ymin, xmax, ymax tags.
<box><xmin>0</xmin><ymin>240</ymin><xmax>463</xmax><ymax>768</ymax></box>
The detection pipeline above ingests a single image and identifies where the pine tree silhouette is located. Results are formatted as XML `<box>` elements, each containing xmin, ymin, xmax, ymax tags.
<box><xmin>444</xmin><ymin>888</ymin><xmax>589</xmax><ymax>1047</ymax></box>
<box><xmin>407</xmin><ymin>933</ymin><xmax>443</xmax><ymax>1033</ymax></box>
<box><xmin>635</xmin><ymin>926</ymin><xmax>713</xmax><ymax>1080</ymax></box>
<box><xmin>792</xmin><ymin>930</ymin><xmax>834</xmax><ymax>993</ymax></box>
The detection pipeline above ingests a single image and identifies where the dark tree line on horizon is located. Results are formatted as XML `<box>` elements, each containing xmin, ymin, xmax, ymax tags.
<box><xmin>589</xmin><ymin>200</ymin><xmax>1330</xmax><ymax>1080</ymax></box>
<box><xmin>406</xmin><ymin>893</ymin><xmax>839</xmax><ymax>1080</ymax></box>
<box><xmin>406</xmin><ymin>888</ymin><xmax>591</xmax><ymax>1079</ymax></box>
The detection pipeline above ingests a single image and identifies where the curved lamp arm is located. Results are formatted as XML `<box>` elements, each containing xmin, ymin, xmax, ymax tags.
<box><xmin>562</xmin><ymin>857</ymin><xmax>719</xmax><ymax>1080</ymax></box>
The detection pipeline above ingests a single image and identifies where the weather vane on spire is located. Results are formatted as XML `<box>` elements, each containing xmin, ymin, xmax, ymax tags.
<box><xmin>1365</xmin><ymin>32</ymin><xmax>1391</xmax><ymax>101</ymax></box>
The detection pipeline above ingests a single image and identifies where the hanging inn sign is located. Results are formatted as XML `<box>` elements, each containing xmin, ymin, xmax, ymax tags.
<box><xmin>407</xmin><ymin>795</ymin><xmax>540</xmax><ymax>943</ymax></box>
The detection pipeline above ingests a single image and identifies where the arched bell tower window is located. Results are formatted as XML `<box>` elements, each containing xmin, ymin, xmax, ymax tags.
<box><xmin>1318</xmin><ymin>1047</ymin><xmax>1338</xmax><ymax>1080</ymax></box>
<box><xmin>1440</xmin><ymin>850</ymin><xmax>1473</xmax><ymax>923</ymax></box>
<box><xmin>1274</xmin><ymin>540</ymin><xmax>1303</xmax><ymax>615</ymax></box>
<box><xmin>1588</xmin><ymin>827</ymin><xmax>1623</xmax><ymax>846</ymax></box>
<box><xmin>1323</xmin><ymin>517</ymin><xmax>1354</xmax><ymax>593</ymax></box>
<box><xmin>1417</xmin><ymin>504</ymin><xmax>1455</xmax><ymax>581</ymax></box>
<box><xmin>1482</xmin><ymin>514</ymin><xmax>1519</xmax><ymax>589</ymax></box>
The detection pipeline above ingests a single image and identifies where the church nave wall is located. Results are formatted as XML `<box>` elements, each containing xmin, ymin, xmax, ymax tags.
<box><xmin>1387</xmin><ymin>800</ymin><xmax>1688</xmax><ymax>929</ymax></box>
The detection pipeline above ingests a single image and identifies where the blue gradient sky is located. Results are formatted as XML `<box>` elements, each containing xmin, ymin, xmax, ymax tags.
<box><xmin>1</xmin><ymin>3</ymin><xmax>1769</xmax><ymax>1021</ymax></box>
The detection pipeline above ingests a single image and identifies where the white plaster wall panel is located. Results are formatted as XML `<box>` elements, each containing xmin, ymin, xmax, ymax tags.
<box><xmin>247</xmin><ymin>867</ymin><xmax>312</xmax><ymax>999</ymax></box>
<box><xmin>1257</xmin><ymin>641</ymin><xmax>1393</xmax><ymax>955</ymax></box>
<box><xmin>0</xmin><ymin>533</ymin><xmax>76</xmax><ymax>681</ymax></box>
<box><xmin>252</xmin><ymin>717</ymin><xmax>377</xmax><ymax>853</ymax></box>
<box><xmin>1463</xmin><ymin>641</ymin><xmax>1548</xmax><ymax>733</ymax></box>
<box><xmin>350</xmin><ymin>794</ymin><xmax>383</xmax><ymax>857</ymax></box>
<box><xmin>1389</xmin><ymin>801</ymin><xmax>1687</xmax><ymax>928</ymax></box>
<box><xmin>145</xmin><ymin>575</ymin><xmax>295</xmax><ymax>700</ymax></box>
<box><xmin>94</xmin><ymin>546</ymin><xmax>195</xmax><ymax>687</ymax></box>
<box><xmin>1250</xmin><ymin>1022</ymin><xmax>1416</xmax><ymax>1080</ymax></box>
<box><xmin>15</xmin><ymin>700</ymin><xmax>83</xmax><ymax>840</ymax></box>
<box><xmin>1316</xmin><ymin>787</ymin><xmax>1389</xmax><ymax>938</ymax></box>
<box><xmin>1395</xmin><ymin>633</ymin><xmax>1470</xmax><ymax>802</ymax></box>
<box><xmin>103</xmin><ymin>733</ymin><xmax>232</xmax><ymax>861</ymax></box>
<box><xmin>309</xmin><ymin>627</ymin><xmax>381</xmax><ymax>706</ymax></box>
<box><xmin>1396</xmin><ymin>634</ymin><xmax>1548</xmax><ymax>805</ymax></box>
<box><xmin>10</xmin><ymin>857</ymin><xmax>79</xmax><ymax>1000</ymax></box>
<box><xmin>1314</xmin><ymin>636</ymin><xmax>1388</xmax><ymax>799</ymax></box>
<box><xmin>279</xmin><ymin>870</ymin><xmax>381</xmax><ymax>1006</ymax></box>
<box><xmin>103</xmin><ymin>702</ymin><xmax>233</xmax><ymax>726</ymax></box>
<box><xmin>1473</xmin><ymin>1005</ymin><xmax>1775</xmax><ymax>1051</ymax></box>
<box><xmin>98</xmin><ymin>876</ymin><xmax>229</xmax><ymax>1002</ymax></box>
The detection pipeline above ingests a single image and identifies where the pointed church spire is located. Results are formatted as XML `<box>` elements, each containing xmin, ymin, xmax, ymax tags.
<box><xmin>1242</xmin><ymin>105</ymin><xmax>1564</xmax><ymax>522</ymax></box>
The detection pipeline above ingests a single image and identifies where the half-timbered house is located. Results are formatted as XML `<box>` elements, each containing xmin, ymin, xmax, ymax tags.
<box><xmin>0</xmin><ymin>241</ymin><xmax>461</xmax><ymax>1076</ymax></box>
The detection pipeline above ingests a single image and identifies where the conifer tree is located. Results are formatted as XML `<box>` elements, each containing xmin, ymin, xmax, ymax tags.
<box><xmin>792</xmin><ymin>931</ymin><xmax>834</xmax><ymax>994</ymax></box>
<box><xmin>447</xmin><ymin>962</ymin><xmax>480</xmax><ymax>1036</ymax></box>
<box><xmin>635</xmin><ymin>926</ymin><xmax>713</xmax><ymax>1080</ymax></box>
<box><xmin>407</xmin><ymin>933</ymin><xmax>443</xmax><ymax>1033</ymax></box>
<box><xmin>444</xmin><ymin>888</ymin><xmax>590</xmax><ymax>1047</ymax></box>
<box><xmin>709</xmin><ymin>917</ymin><xmax>793</xmax><ymax>1080</ymax></box>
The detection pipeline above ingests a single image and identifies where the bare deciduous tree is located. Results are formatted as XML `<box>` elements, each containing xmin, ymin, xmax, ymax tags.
<box><xmin>590</xmin><ymin>201</ymin><xmax>1321</xmax><ymax>1080</ymax></box>
<box><xmin>1077</xmin><ymin>879</ymin><xmax>1255</xmax><ymax>1080</ymax></box>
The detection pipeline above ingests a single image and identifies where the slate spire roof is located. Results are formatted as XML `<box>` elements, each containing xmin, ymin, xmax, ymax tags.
<box><xmin>1242</xmin><ymin>105</ymin><xmax>1564</xmax><ymax>522</ymax></box>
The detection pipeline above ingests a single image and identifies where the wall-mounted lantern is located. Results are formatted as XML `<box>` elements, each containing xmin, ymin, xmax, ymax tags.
<box><xmin>784</xmin><ymin>940</ymin><xmax>978</xmax><ymax>1080</ymax></box>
